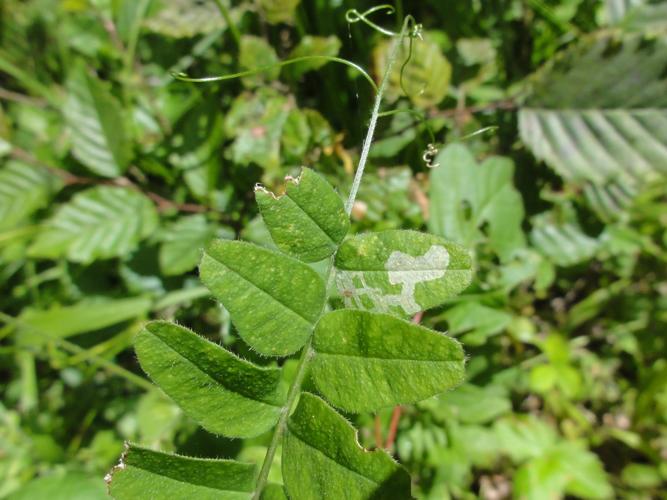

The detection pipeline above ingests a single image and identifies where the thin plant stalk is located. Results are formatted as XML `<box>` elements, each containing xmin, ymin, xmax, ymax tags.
<box><xmin>251</xmin><ymin>15</ymin><xmax>416</xmax><ymax>499</ymax></box>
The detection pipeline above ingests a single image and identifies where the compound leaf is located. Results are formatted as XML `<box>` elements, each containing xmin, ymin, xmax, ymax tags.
<box><xmin>256</xmin><ymin>168</ymin><xmax>349</xmax><ymax>262</ymax></box>
<box><xmin>283</xmin><ymin>393</ymin><xmax>412</xmax><ymax>499</ymax></box>
<box><xmin>135</xmin><ymin>321</ymin><xmax>286</xmax><ymax>438</ymax></box>
<box><xmin>311</xmin><ymin>310</ymin><xmax>465</xmax><ymax>412</ymax></box>
<box><xmin>29</xmin><ymin>186</ymin><xmax>158</xmax><ymax>263</ymax></box>
<box><xmin>199</xmin><ymin>240</ymin><xmax>325</xmax><ymax>356</ymax></box>
<box><xmin>335</xmin><ymin>230</ymin><xmax>473</xmax><ymax>317</ymax></box>
<box><xmin>107</xmin><ymin>444</ymin><xmax>255</xmax><ymax>500</ymax></box>
<box><xmin>64</xmin><ymin>65</ymin><xmax>132</xmax><ymax>178</ymax></box>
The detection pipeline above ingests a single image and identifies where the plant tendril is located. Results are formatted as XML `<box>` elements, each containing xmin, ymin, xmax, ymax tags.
<box><xmin>173</xmin><ymin>55</ymin><xmax>379</xmax><ymax>94</ymax></box>
<box><xmin>345</xmin><ymin>5</ymin><xmax>397</xmax><ymax>36</ymax></box>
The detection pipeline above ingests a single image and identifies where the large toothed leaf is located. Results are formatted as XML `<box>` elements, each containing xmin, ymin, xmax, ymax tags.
<box><xmin>199</xmin><ymin>240</ymin><xmax>325</xmax><ymax>356</ymax></box>
<box><xmin>311</xmin><ymin>310</ymin><xmax>465</xmax><ymax>412</ymax></box>
<box><xmin>519</xmin><ymin>33</ymin><xmax>667</xmax><ymax>196</ymax></box>
<box><xmin>107</xmin><ymin>444</ymin><xmax>255</xmax><ymax>500</ymax></box>
<box><xmin>283</xmin><ymin>393</ymin><xmax>412</xmax><ymax>500</ymax></box>
<box><xmin>256</xmin><ymin>168</ymin><xmax>349</xmax><ymax>262</ymax></box>
<box><xmin>64</xmin><ymin>65</ymin><xmax>132</xmax><ymax>178</ymax></box>
<box><xmin>28</xmin><ymin>186</ymin><xmax>158</xmax><ymax>263</ymax></box>
<box><xmin>135</xmin><ymin>321</ymin><xmax>286</xmax><ymax>438</ymax></box>
<box><xmin>335</xmin><ymin>230</ymin><xmax>473</xmax><ymax>317</ymax></box>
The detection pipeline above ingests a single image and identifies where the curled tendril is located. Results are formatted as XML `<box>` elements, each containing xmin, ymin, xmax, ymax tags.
<box><xmin>423</xmin><ymin>143</ymin><xmax>440</xmax><ymax>169</ymax></box>
<box><xmin>345</xmin><ymin>5</ymin><xmax>397</xmax><ymax>36</ymax></box>
<box><xmin>172</xmin><ymin>55</ymin><xmax>379</xmax><ymax>94</ymax></box>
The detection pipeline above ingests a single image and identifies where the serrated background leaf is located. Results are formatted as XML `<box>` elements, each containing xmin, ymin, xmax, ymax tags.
<box><xmin>29</xmin><ymin>186</ymin><xmax>158</xmax><ymax>263</ymax></box>
<box><xmin>256</xmin><ymin>168</ymin><xmax>349</xmax><ymax>262</ymax></box>
<box><xmin>0</xmin><ymin>161</ymin><xmax>61</xmax><ymax>231</ymax></box>
<box><xmin>64</xmin><ymin>66</ymin><xmax>132</xmax><ymax>178</ymax></box>
<box><xmin>311</xmin><ymin>310</ymin><xmax>465</xmax><ymax>412</ymax></box>
<box><xmin>283</xmin><ymin>393</ymin><xmax>412</xmax><ymax>500</ymax></box>
<box><xmin>135</xmin><ymin>321</ymin><xmax>286</xmax><ymax>438</ymax></box>
<box><xmin>519</xmin><ymin>33</ymin><xmax>667</xmax><ymax>198</ymax></box>
<box><xmin>200</xmin><ymin>240</ymin><xmax>325</xmax><ymax>356</ymax></box>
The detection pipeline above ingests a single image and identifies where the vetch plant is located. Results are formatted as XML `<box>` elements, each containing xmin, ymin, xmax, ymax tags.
<box><xmin>106</xmin><ymin>6</ymin><xmax>474</xmax><ymax>499</ymax></box>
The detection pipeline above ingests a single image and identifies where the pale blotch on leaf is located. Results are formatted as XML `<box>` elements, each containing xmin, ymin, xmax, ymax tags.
<box><xmin>337</xmin><ymin>244</ymin><xmax>450</xmax><ymax>315</ymax></box>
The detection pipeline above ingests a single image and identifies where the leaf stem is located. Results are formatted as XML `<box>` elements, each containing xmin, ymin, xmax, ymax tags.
<box><xmin>252</xmin><ymin>16</ymin><xmax>416</xmax><ymax>498</ymax></box>
<box><xmin>252</xmin><ymin>338</ymin><xmax>313</xmax><ymax>499</ymax></box>
<box><xmin>345</xmin><ymin>15</ymin><xmax>415</xmax><ymax>215</ymax></box>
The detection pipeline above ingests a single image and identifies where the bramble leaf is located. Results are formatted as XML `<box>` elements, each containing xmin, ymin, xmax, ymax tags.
<box><xmin>135</xmin><ymin>321</ymin><xmax>286</xmax><ymax>438</ymax></box>
<box><xmin>283</xmin><ymin>393</ymin><xmax>412</xmax><ymax>499</ymax></box>
<box><xmin>199</xmin><ymin>240</ymin><xmax>326</xmax><ymax>356</ymax></box>
<box><xmin>335</xmin><ymin>230</ymin><xmax>473</xmax><ymax>317</ymax></box>
<box><xmin>256</xmin><ymin>168</ymin><xmax>349</xmax><ymax>262</ymax></box>
<box><xmin>64</xmin><ymin>65</ymin><xmax>132</xmax><ymax>178</ymax></box>
<box><xmin>107</xmin><ymin>444</ymin><xmax>255</xmax><ymax>499</ymax></box>
<box><xmin>28</xmin><ymin>186</ymin><xmax>158</xmax><ymax>263</ymax></box>
<box><xmin>311</xmin><ymin>310</ymin><xmax>465</xmax><ymax>412</ymax></box>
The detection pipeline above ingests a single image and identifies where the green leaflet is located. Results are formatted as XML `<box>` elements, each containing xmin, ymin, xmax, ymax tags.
<box><xmin>0</xmin><ymin>161</ymin><xmax>61</xmax><ymax>232</ymax></box>
<box><xmin>199</xmin><ymin>240</ymin><xmax>325</xmax><ymax>356</ymax></box>
<box><xmin>17</xmin><ymin>296</ymin><xmax>151</xmax><ymax>347</ymax></box>
<box><xmin>135</xmin><ymin>321</ymin><xmax>286</xmax><ymax>438</ymax></box>
<box><xmin>256</xmin><ymin>168</ymin><xmax>349</xmax><ymax>262</ymax></box>
<box><xmin>335</xmin><ymin>230</ymin><xmax>473</xmax><ymax>317</ymax></box>
<box><xmin>108</xmin><ymin>444</ymin><xmax>255</xmax><ymax>500</ymax></box>
<box><xmin>283</xmin><ymin>393</ymin><xmax>412</xmax><ymax>499</ymax></box>
<box><xmin>311</xmin><ymin>310</ymin><xmax>465</xmax><ymax>412</ymax></box>
<box><xmin>28</xmin><ymin>186</ymin><xmax>158</xmax><ymax>263</ymax></box>
<box><xmin>429</xmin><ymin>144</ymin><xmax>525</xmax><ymax>261</ymax></box>
<box><xmin>64</xmin><ymin>65</ymin><xmax>132</xmax><ymax>178</ymax></box>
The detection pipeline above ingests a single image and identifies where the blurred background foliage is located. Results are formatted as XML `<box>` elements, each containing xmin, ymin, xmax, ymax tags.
<box><xmin>1</xmin><ymin>0</ymin><xmax>666</xmax><ymax>498</ymax></box>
